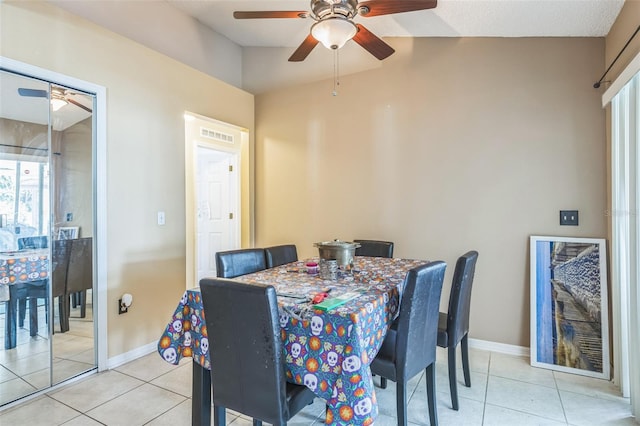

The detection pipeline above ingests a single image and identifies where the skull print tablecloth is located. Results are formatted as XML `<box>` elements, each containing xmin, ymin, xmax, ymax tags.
<box><xmin>0</xmin><ymin>250</ymin><xmax>49</xmax><ymax>286</ymax></box>
<box><xmin>158</xmin><ymin>256</ymin><xmax>427</xmax><ymax>425</ymax></box>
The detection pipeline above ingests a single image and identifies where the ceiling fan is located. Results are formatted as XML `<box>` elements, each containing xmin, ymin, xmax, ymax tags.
<box><xmin>17</xmin><ymin>87</ymin><xmax>93</xmax><ymax>113</ymax></box>
<box><xmin>234</xmin><ymin>0</ymin><xmax>438</xmax><ymax>62</ymax></box>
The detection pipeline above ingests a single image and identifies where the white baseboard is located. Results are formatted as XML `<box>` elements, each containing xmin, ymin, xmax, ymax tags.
<box><xmin>468</xmin><ymin>337</ymin><xmax>529</xmax><ymax>357</ymax></box>
<box><xmin>107</xmin><ymin>341</ymin><xmax>158</xmax><ymax>369</ymax></box>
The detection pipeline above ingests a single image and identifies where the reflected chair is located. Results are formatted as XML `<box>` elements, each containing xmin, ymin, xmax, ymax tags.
<box><xmin>51</xmin><ymin>239</ymin><xmax>72</xmax><ymax>333</ymax></box>
<box><xmin>17</xmin><ymin>235</ymin><xmax>48</xmax><ymax>250</ymax></box>
<box><xmin>215</xmin><ymin>248</ymin><xmax>267</xmax><ymax>278</ymax></box>
<box><xmin>354</xmin><ymin>239</ymin><xmax>394</xmax><ymax>258</ymax></box>
<box><xmin>200</xmin><ymin>278</ymin><xmax>316</xmax><ymax>426</ymax></box>
<box><xmin>371</xmin><ymin>261</ymin><xmax>447</xmax><ymax>426</ymax></box>
<box><xmin>265</xmin><ymin>244</ymin><xmax>298</xmax><ymax>268</ymax></box>
<box><xmin>65</xmin><ymin>237</ymin><xmax>93</xmax><ymax>319</ymax></box>
<box><xmin>437</xmin><ymin>250</ymin><xmax>479</xmax><ymax>411</ymax></box>
<box><xmin>17</xmin><ymin>234</ymin><xmax>49</xmax><ymax>328</ymax></box>
<box><xmin>26</xmin><ymin>239</ymin><xmax>73</xmax><ymax>334</ymax></box>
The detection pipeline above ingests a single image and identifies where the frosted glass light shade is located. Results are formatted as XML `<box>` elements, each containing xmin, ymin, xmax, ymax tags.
<box><xmin>51</xmin><ymin>97</ymin><xmax>67</xmax><ymax>111</ymax></box>
<box><xmin>311</xmin><ymin>17</ymin><xmax>357</xmax><ymax>50</ymax></box>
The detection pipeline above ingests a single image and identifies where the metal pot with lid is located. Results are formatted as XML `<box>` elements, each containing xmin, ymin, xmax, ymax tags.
<box><xmin>314</xmin><ymin>239</ymin><xmax>361</xmax><ymax>270</ymax></box>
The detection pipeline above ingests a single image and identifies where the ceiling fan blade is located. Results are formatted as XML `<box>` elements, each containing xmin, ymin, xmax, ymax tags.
<box><xmin>233</xmin><ymin>11</ymin><xmax>307</xmax><ymax>19</ymax></box>
<box><xmin>67</xmin><ymin>98</ymin><xmax>93</xmax><ymax>113</ymax></box>
<box><xmin>358</xmin><ymin>0</ymin><xmax>437</xmax><ymax>17</ymax></box>
<box><xmin>353</xmin><ymin>24</ymin><xmax>395</xmax><ymax>60</ymax></box>
<box><xmin>288</xmin><ymin>34</ymin><xmax>320</xmax><ymax>62</ymax></box>
<box><xmin>18</xmin><ymin>88</ymin><xmax>48</xmax><ymax>98</ymax></box>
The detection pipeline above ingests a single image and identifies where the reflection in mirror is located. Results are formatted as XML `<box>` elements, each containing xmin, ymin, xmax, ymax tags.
<box><xmin>50</xmin><ymin>84</ymin><xmax>96</xmax><ymax>385</ymax></box>
<box><xmin>0</xmin><ymin>70</ymin><xmax>52</xmax><ymax>404</ymax></box>
<box><xmin>0</xmin><ymin>70</ymin><xmax>96</xmax><ymax>406</ymax></box>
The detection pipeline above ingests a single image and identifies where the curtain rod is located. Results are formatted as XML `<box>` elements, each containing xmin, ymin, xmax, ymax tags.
<box><xmin>0</xmin><ymin>143</ymin><xmax>48</xmax><ymax>152</ymax></box>
<box><xmin>594</xmin><ymin>24</ymin><xmax>640</xmax><ymax>89</ymax></box>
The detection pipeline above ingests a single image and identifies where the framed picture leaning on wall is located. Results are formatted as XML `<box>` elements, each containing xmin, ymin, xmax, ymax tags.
<box><xmin>58</xmin><ymin>226</ymin><xmax>79</xmax><ymax>240</ymax></box>
<box><xmin>529</xmin><ymin>236</ymin><xmax>609</xmax><ymax>379</ymax></box>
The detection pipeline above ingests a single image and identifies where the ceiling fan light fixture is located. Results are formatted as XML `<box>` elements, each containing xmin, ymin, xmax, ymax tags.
<box><xmin>311</xmin><ymin>17</ymin><xmax>357</xmax><ymax>50</ymax></box>
<box><xmin>50</xmin><ymin>88</ymin><xmax>68</xmax><ymax>111</ymax></box>
<box><xmin>50</xmin><ymin>97</ymin><xmax>68</xmax><ymax>112</ymax></box>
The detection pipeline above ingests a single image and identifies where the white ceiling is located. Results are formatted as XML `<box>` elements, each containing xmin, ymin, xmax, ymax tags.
<box><xmin>3</xmin><ymin>0</ymin><xmax>626</xmax><ymax>127</ymax></box>
<box><xmin>167</xmin><ymin>0</ymin><xmax>626</xmax><ymax>48</ymax></box>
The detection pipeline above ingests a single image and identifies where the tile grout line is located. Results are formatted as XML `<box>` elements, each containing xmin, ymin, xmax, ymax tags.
<box><xmin>551</xmin><ymin>371</ymin><xmax>570</xmax><ymax>425</ymax></box>
<box><xmin>480</xmin><ymin>351</ymin><xmax>491</xmax><ymax>425</ymax></box>
<box><xmin>48</xmin><ymin>375</ymin><xmax>149</xmax><ymax>416</ymax></box>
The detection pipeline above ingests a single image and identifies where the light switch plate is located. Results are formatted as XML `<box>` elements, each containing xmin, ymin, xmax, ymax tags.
<box><xmin>560</xmin><ymin>210</ymin><xmax>579</xmax><ymax>226</ymax></box>
<box><xmin>157</xmin><ymin>211</ymin><xmax>165</xmax><ymax>226</ymax></box>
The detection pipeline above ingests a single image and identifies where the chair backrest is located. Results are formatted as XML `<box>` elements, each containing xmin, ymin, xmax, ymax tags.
<box><xmin>446</xmin><ymin>251</ymin><xmax>479</xmax><ymax>346</ymax></box>
<box><xmin>354</xmin><ymin>239</ymin><xmax>394</xmax><ymax>258</ymax></box>
<box><xmin>66</xmin><ymin>237</ymin><xmax>93</xmax><ymax>293</ymax></box>
<box><xmin>18</xmin><ymin>235</ymin><xmax>48</xmax><ymax>250</ymax></box>
<box><xmin>52</xmin><ymin>239</ymin><xmax>72</xmax><ymax>298</ymax></box>
<box><xmin>264</xmin><ymin>244</ymin><xmax>298</xmax><ymax>268</ymax></box>
<box><xmin>200</xmin><ymin>278</ymin><xmax>290</xmax><ymax>424</ymax></box>
<box><xmin>394</xmin><ymin>261</ymin><xmax>446</xmax><ymax>381</ymax></box>
<box><xmin>215</xmin><ymin>248</ymin><xmax>267</xmax><ymax>278</ymax></box>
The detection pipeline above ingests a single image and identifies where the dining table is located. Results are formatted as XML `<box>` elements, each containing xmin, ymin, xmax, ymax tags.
<box><xmin>0</xmin><ymin>248</ymin><xmax>49</xmax><ymax>349</ymax></box>
<box><xmin>157</xmin><ymin>256</ymin><xmax>427</xmax><ymax>426</ymax></box>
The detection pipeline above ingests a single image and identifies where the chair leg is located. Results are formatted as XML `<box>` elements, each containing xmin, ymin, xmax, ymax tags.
<box><xmin>461</xmin><ymin>334</ymin><xmax>471</xmax><ymax>387</ymax></box>
<box><xmin>28</xmin><ymin>297</ymin><xmax>38</xmax><ymax>336</ymax></box>
<box><xmin>58</xmin><ymin>296</ymin><xmax>69</xmax><ymax>333</ymax></box>
<box><xmin>18</xmin><ymin>297</ymin><xmax>27</xmax><ymax>327</ymax></box>
<box><xmin>448</xmin><ymin>345</ymin><xmax>459</xmax><ymax>410</ymax></box>
<box><xmin>380</xmin><ymin>377</ymin><xmax>387</xmax><ymax>389</ymax></box>
<box><xmin>426</xmin><ymin>363</ymin><xmax>438</xmax><ymax>426</ymax></box>
<box><xmin>213</xmin><ymin>405</ymin><xmax>225</xmax><ymax>426</ymax></box>
<box><xmin>80</xmin><ymin>290</ymin><xmax>87</xmax><ymax>318</ymax></box>
<box><xmin>396</xmin><ymin>380</ymin><xmax>407</xmax><ymax>426</ymax></box>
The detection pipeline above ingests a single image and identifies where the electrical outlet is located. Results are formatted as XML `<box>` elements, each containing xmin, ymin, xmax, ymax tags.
<box><xmin>157</xmin><ymin>211</ymin><xmax>165</xmax><ymax>226</ymax></box>
<box><xmin>560</xmin><ymin>210</ymin><xmax>579</xmax><ymax>226</ymax></box>
<box><xmin>118</xmin><ymin>299</ymin><xmax>128</xmax><ymax>314</ymax></box>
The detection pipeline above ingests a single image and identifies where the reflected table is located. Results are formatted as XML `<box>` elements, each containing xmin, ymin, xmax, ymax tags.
<box><xmin>0</xmin><ymin>249</ymin><xmax>49</xmax><ymax>349</ymax></box>
<box><xmin>158</xmin><ymin>256</ymin><xmax>427</xmax><ymax>425</ymax></box>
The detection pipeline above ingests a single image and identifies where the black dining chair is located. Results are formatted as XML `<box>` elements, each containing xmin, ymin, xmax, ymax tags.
<box><xmin>200</xmin><ymin>278</ymin><xmax>316</xmax><ymax>426</ymax></box>
<box><xmin>65</xmin><ymin>237</ymin><xmax>93</xmax><ymax>319</ymax></box>
<box><xmin>215</xmin><ymin>248</ymin><xmax>267</xmax><ymax>278</ymax></box>
<box><xmin>354</xmin><ymin>239</ymin><xmax>394</xmax><ymax>258</ymax></box>
<box><xmin>16</xmin><ymin>235</ymin><xmax>49</xmax><ymax>328</ymax></box>
<box><xmin>437</xmin><ymin>250</ymin><xmax>479</xmax><ymax>411</ymax></box>
<box><xmin>265</xmin><ymin>244</ymin><xmax>298</xmax><ymax>268</ymax></box>
<box><xmin>371</xmin><ymin>261</ymin><xmax>447</xmax><ymax>426</ymax></box>
<box><xmin>51</xmin><ymin>239</ymin><xmax>72</xmax><ymax>333</ymax></box>
<box><xmin>17</xmin><ymin>235</ymin><xmax>48</xmax><ymax>250</ymax></box>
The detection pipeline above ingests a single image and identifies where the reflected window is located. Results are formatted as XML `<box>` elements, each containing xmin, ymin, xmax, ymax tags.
<box><xmin>0</xmin><ymin>159</ymin><xmax>49</xmax><ymax>251</ymax></box>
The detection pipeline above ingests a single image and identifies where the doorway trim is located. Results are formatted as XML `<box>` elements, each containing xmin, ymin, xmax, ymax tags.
<box><xmin>184</xmin><ymin>112</ymin><xmax>248</xmax><ymax>289</ymax></box>
<box><xmin>1</xmin><ymin>56</ymin><xmax>108</xmax><ymax>371</ymax></box>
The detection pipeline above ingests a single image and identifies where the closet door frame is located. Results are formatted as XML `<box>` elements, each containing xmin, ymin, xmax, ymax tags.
<box><xmin>1</xmin><ymin>56</ymin><xmax>108</xmax><ymax>373</ymax></box>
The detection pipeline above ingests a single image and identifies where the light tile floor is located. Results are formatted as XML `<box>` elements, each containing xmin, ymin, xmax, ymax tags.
<box><xmin>0</xmin><ymin>301</ymin><xmax>95</xmax><ymax>405</ymax></box>
<box><xmin>0</xmin><ymin>346</ymin><xmax>635</xmax><ymax>425</ymax></box>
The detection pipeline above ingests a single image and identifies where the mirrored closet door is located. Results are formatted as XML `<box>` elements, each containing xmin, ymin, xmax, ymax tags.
<box><xmin>0</xmin><ymin>69</ymin><xmax>97</xmax><ymax>405</ymax></box>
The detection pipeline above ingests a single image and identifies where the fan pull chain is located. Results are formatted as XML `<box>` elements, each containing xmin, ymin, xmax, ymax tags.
<box><xmin>332</xmin><ymin>49</ymin><xmax>340</xmax><ymax>96</ymax></box>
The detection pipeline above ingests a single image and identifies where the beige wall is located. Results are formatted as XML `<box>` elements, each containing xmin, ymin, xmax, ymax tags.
<box><xmin>56</xmin><ymin>119</ymin><xmax>93</xmax><ymax>239</ymax></box>
<box><xmin>255</xmin><ymin>37</ymin><xmax>607</xmax><ymax>347</ymax></box>
<box><xmin>1</xmin><ymin>1</ymin><xmax>254</xmax><ymax>357</ymax></box>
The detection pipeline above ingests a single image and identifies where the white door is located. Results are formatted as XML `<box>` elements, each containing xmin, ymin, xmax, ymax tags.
<box><xmin>196</xmin><ymin>147</ymin><xmax>238</xmax><ymax>281</ymax></box>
